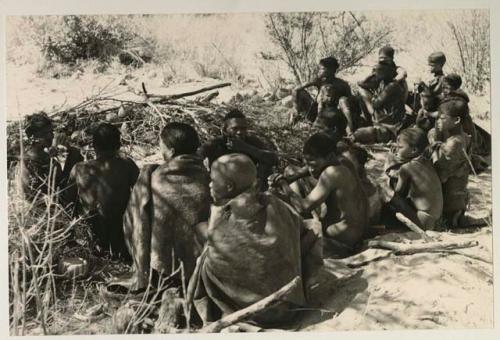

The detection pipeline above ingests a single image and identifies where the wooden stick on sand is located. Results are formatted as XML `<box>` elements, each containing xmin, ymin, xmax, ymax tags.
<box><xmin>199</xmin><ymin>276</ymin><xmax>301</xmax><ymax>333</ymax></box>
<box><xmin>395</xmin><ymin>212</ymin><xmax>434</xmax><ymax>242</ymax></box>
<box><xmin>367</xmin><ymin>239</ymin><xmax>478</xmax><ymax>255</ymax></box>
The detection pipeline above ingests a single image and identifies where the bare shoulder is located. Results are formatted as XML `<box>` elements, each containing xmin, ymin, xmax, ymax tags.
<box><xmin>322</xmin><ymin>164</ymin><xmax>351</xmax><ymax>181</ymax></box>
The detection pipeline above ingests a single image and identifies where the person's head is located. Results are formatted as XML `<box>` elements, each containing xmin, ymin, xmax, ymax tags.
<box><xmin>223</xmin><ymin>109</ymin><xmax>248</xmax><ymax>139</ymax></box>
<box><xmin>160</xmin><ymin>122</ymin><xmax>200</xmax><ymax>160</ymax></box>
<box><xmin>24</xmin><ymin>112</ymin><xmax>54</xmax><ymax>147</ymax></box>
<box><xmin>92</xmin><ymin>123</ymin><xmax>121</xmax><ymax>154</ymax></box>
<box><xmin>420</xmin><ymin>86</ymin><xmax>439</xmax><ymax>112</ymax></box>
<box><xmin>302</xmin><ymin>132</ymin><xmax>338</xmax><ymax>178</ymax></box>
<box><xmin>442</xmin><ymin>73</ymin><xmax>462</xmax><ymax>96</ymax></box>
<box><xmin>428</xmin><ymin>51</ymin><xmax>446</xmax><ymax>74</ymax></box>
<box><xmin>396</xmin><ymin>128</ymin><xmax>428</xmax><ymax>159</ymax></box>
<box><xmin>436</xmin><ymin>99</ymin><xmax>469</xmax><ymax>133</ymax></box>
<box><xmin>210</xmin><ymin>153</ymin><xmax>257</xmax><ymax>203</ymax></box>
<box><xmin>318</xmin><ymin>56</ymin><xmax>340</xmax><ymax>79</ymax></box>
<box><xmin>373</xmin><ymin>62</ymin><xmax>397</xmax><ymax>82</ymax></box>
<box><xmin>378</xmin><ymin>45</ymin><xmax>395</xmax><ymax>64</ymax></box>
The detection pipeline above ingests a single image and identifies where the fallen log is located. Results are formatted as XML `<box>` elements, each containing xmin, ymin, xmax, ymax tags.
<box><xmin>143</xmin><ymin>82</ymin><xmax>231</xmax><ymax>103</ymax></box>
<box><xmin>199</xmin><ymin>276</ymin><xmax>301</xmax><ymax>333</ymax></box>
<box><xmin>367</xmin><ymin>239</ymin><xmax>478</xmax><ymax>255</ymax></box>
<box><xmin>395</xmin><ymin>212</ymin><xmax>434</xmax><ymax>242</ymax></box>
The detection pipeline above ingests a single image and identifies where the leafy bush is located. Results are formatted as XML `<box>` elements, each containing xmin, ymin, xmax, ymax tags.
<box><xmin>264</xmin><ymin>12</ymin><xmax>392</xmax><ymax>84</ymax></box>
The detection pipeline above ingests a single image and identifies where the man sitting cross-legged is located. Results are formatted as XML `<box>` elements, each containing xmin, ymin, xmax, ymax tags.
<box><xmin>192</xmin><ymin>153</ymin><xmax>321</xmax><ymax>328</ymax></box>
<box><xmin>65</xmin><ymin>123</ymin><xmax>139</xmax><ymax>260</ymax></box>
<box><xmin>120</xmin><ymin>122</ymin><xmax>211</xmax><ymax>291</ymax></box>
<box><xmin>269</xmin><ymin>133</ymin><xmax>369</xmax><ymax>258</ymax></box>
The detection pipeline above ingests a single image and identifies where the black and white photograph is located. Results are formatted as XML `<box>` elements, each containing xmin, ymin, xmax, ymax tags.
<box><xmin>1</xmin><ymin>0</ymin><xmax>497</xmax><ymax>337</ymax></box>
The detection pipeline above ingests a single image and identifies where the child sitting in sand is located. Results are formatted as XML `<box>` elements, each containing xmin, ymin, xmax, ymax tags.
<box><xmin>384</xmin><ymin>128</ymin><xmax>443</xmax><ymax>230</ymax></box>
<box><xmin>269</xmin><ymin>133</ymin><xmax>368</xmax><ymax>258</ymax></box>
<box><xmin>428</xmin><ymin>99</ymin><xmax>472</xmax><ymax>227</ymax></box>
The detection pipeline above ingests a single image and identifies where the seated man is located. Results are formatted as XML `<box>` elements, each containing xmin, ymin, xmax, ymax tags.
<box><xmin>428</xmin><ymin>99</ymin><xmax>471</xmax><ymax>227</ymax></box>
<box><xmin>193</xmin><ymin>153</ymin><xmax>318</xmax><ymax>327</ymax></box>
<box><xmin>270</xmin><ymin>133</ymin><xmax>368</xmax><ymax>258</ymax></box>
<box><xmin>197</xmin><ymin>109</ymin><xmax>278</xmax><ymax>189</ymax></box>
<box><xmin>358</xmin><ymin>45</ymin><xmax>409</xmax><ymax>110</ymax></box>
<box><xmin>19</xmin><ymin>112</ymin><xmax>82</xmax><ymax>202</ymax></box>
<box><xmin>65</xmin><ymin>123</ymin><xmax>139</xmax><ymax>259</ymax></box>
<box><xmin>122</xmin><ymin>122</ymin><xmax>211</xmax><ymax>290</ymax></box>
<box><xmin>353</xmin><ymin>62</ymin><xmax>407</xmax><ymax>144</ymax></box>
<box><xmin>292</xmin><ymin>56</ymin><xmax>362</xmax><ymax>133</ymax></box>
<box><xmin>383</xmin><ymin>128</ymin><xmax>443</xmax><ymax>230</ymax></box>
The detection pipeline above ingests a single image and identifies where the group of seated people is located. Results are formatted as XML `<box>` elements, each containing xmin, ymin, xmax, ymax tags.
<box><xmin>17</xmin><ymin>45</ymin><xmax>489</xmax><ymax>328</ymax></box>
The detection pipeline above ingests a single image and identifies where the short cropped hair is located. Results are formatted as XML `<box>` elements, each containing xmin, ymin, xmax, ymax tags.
<box><xmin>223</xmin><ymin>109</ymin><xmax>246</xmax><ymax>122</ymax></box>
<box><xmin>160</xmin><ymin>122</ymin><xmax>200</xmax><ymax>155</ymax></box>
<box><xmin>319</xmin><ymin>56</ymin><xmax>340</xmax><ymax>71</ymax></box>
<box><xmin>379</xmin><ymin>45</ymin><xmax>395</xmax><ymax>59</ymax></box>
<box><xmin>303</xmin><ymin>132</ymin><xmax>337</xmax><ymax>158</ymax></box>
<box><xmin>93</xmin><ymin>123</ymin><xmax>121</xmax><ymax>151</ymax></box>
<box><xmin>438</xmin><ymin>99</ymin><xmax>469</xmax><ymax>120</ymax></box>
<box><xmin>398</xmin><ymin>128</ymin><xmax>428</xmax><ymax>152</ymax></box>
<box><xmin>25</xmin><ymin>112</ymin><xmax>53</xmax><ymax>137</ymax></box>
<box><xmin>443</xmin><ymin>73</ymin><xmax>462</xmax><ymax>89</ymax></box>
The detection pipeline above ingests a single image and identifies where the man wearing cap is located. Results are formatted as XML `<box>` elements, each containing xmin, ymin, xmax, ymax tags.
<box><xmin>291</xmin><ymin>56</ymin><xmax>361</xmax><ymax>134</ymax></box>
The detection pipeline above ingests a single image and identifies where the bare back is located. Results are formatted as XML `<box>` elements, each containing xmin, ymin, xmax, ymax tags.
<box><xmin>401</xmin><ymin>158</ymin><xmax>443</xmax><ymax>220</ymax></box>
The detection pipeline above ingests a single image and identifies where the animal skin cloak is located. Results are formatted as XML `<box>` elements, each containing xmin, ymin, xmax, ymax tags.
<box><xmin>192</xmin><ymin>189</ymin><xmax>315</xmax><ymax>327</ymax></box>
<box><xmin>123</xmin><ymin>155</ymin><xmax>210</xmax><ymax>290</ymax></box>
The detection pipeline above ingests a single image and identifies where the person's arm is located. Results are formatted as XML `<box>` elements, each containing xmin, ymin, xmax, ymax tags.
<box><xmin>60</xmin><ymin>164</ymin><xmax>79</xmax><ymax>214</ymax></box>
<box><xmin>372</xmin><ymin>83</ymin><xmax>399</xmax><ymax>110</ymax></box>
<box><xmin>394</xmin><ymin>66</ymin><xmax>408</xmax><ymax>82</ymax></box>
<box><xmin>394</xmin><ymin>164</ymin><xmax>411</xmax><ymax>197</ymax></box>
<box><xmin>295</xmin><ymin>80</ymin><xmax>319</xmax><ymax>92</ymax></box>
<box><xmin>280</xmin><ymin>168</ymin><xmax>335</xmax><ymax>215</ymax></box>
<box><xmin>229</xmin><ymin>138</ymin><xmax>279</xmax><ymax>166</ymax></box>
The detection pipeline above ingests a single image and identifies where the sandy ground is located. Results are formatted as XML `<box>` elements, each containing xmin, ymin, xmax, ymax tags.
<box><xmin>6</xmin><ymin>65</ymin><xmax>494</xmax><ymax>334</ymax></box>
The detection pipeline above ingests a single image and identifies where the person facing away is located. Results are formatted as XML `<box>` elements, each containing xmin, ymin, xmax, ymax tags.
<box><xmin>352</xmin><ymin>62</ymin><xmax>407</xmax><ymax>144</ymax></box>
<box><xmin>123</xmin><ymin>122</ymin><xmax>211</xmax><ymax>291</ymax></box>
<box><xmin>197</xmin><ymin>109</ymin><xmax>278</xmax><ymax>190</ymax></box>
<box><xmin>193</xmin><ymin>153</ymin><xmax>312</xmax><ymax>327</ymax></box>
<box><xmin>20</xmin><ymin>112</ymin><xmax>83</xmax><ymax>202</ymax></box>
<box><xmin>65</xmin><ymin>123</ymin><xmax>139</xmax><ymax>259</ymax></box>
<box><xmin>383</xmin><ymin>128</ymin><xmax>443</xmax><ymax>230</ymax></box>
<box><xmin>428</xmin><ymin>99</ymin><xmax>472</xmax><ymax>228</ymax></box>
<box><xmin>291</xmin><ymin>56</ymin><xmax>361</xmax><ymax>133</ymax></box>
<box><xmin>269</xmin><ymin>132</ymin><xmax>368</xmax><ymax>257</ymax></box>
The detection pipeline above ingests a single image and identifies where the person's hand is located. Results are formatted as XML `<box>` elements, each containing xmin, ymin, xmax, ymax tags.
<box><xmin>267</xmin><ymin>173</ymin><xmax>287</xmax><ymax>188</ymax></box>
<box><xmin>226</xmin><ymin>138</ymin><xmax>251</xmax><ymax>153</ymax></box>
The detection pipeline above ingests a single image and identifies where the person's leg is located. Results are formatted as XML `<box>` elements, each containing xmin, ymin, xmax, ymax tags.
<box><xmin>292</xmin><ymin>88</ymin><xmax>318</xmax><ymax>123</ymax></box>
<box><xmin>339</xmin><ymin>96</ymin><xmax>362</xmax><ymax>134</ymax></box>
<box><xmin>353</xmin><ymin>126</ymin><xmax>378</xmax><ymax>144</ymax></box>
<box><xmin>387</xmin><ymin>195</ymin><xmax>426</xmax><ymax>229</ymax></box>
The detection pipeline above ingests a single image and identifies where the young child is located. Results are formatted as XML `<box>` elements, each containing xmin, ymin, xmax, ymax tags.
<box><xmin>65</xmin><ymin>123</ymin><xmax>139</xmax><ymax>259</ymax></box>
<box><xmin>415</xmin><ymin>85</ymin><xmax>439</xmax><ymax>133</ymax></box>
<box><xmin>270</xmin><ymin>133</ymin><xmax>368</xmax><ymax>257</ymax></box>
<box><xmin>429</xmin><ymin>99</ymin><xmax>472</xmax><ymax>227</ymax></box>
<box><xmin>383</xmin><ymin>128</ymin><xmax>443</xmax><ymax>230</ymax></box>
<box><xmin>417</xmin><ymin>51</ymin><xmax>446</xmax><ymax>98</ymax></box>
